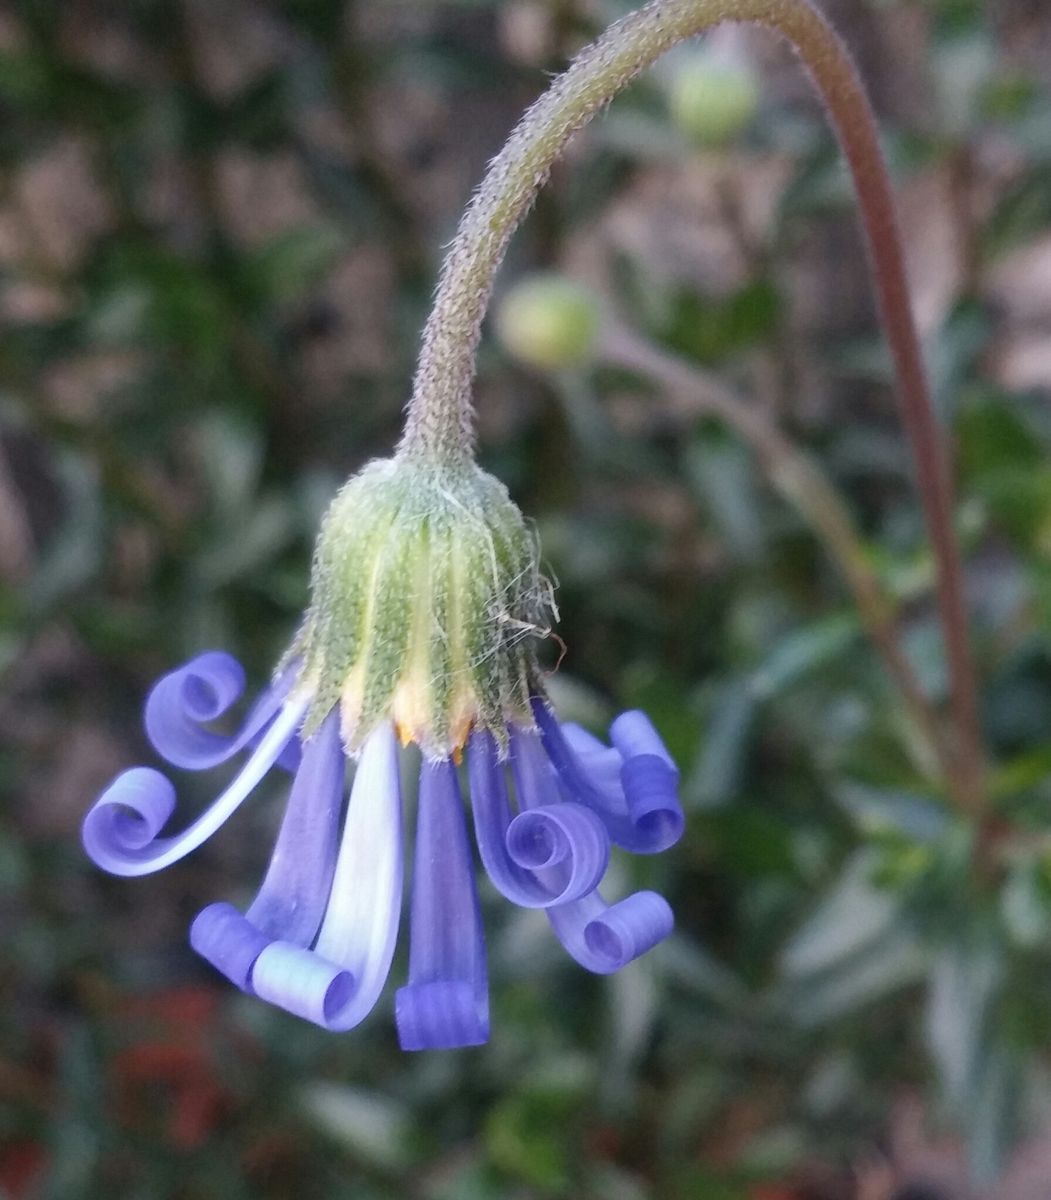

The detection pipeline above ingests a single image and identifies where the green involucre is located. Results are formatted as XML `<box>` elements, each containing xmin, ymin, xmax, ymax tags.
<box><xmin>288</xmin><ymin>457</ymin><xmax>553</xmax><ymax>757</ymax></box>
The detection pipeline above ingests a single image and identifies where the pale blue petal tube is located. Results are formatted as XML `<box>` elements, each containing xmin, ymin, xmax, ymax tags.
<box><xmin>395</xmin><ymin>758</ymin><xmax>488</xmax><ymax>1050</ymax></box>
<box><xmin>190</xmin><ymin>710</ymin><xmax>345</xmax><ymax>990</ymax></box>
<box><xmin>82</xmin><ymin>698</ymin><xmax>306</xmax><ymax>877</ymax></box>
<box><xmin>145</xmin><ymin>651</ymin><xmax>299</xmax><ymax>772</ymax></box>
<box><xmin>532</xmin><ymin>701</ymin><xmax>684</xmax><ymax>854</ymax></box>
<box><xmin>250</xmin><ymin>722</ymin><xmax>403</xmax><ymax>1031</ymax></box>
<box><xmin>546</xmin><ymin>888</ymin><xmax>674</xmax><ymax>974</ymax></box>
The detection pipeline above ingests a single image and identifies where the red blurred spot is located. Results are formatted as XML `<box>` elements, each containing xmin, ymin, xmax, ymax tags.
<box><xmin>110</xmin><ymin>985</ymin><xmax>230</xmax><ymax>1149</ymax></box>
<box><xmin>749</xmin><ymin>1186</ymin><xmax>800</xmax><ymax>1200</ymax></box>
<box><xmin>0</xmin><ymin>1140</ymin><xmax>46</xmax><ymax>1198</ymax></box>
<box><xmin>117</xmin><ymin>985</ymin><xmax>220</xmax><ymax>1027</ymax></box>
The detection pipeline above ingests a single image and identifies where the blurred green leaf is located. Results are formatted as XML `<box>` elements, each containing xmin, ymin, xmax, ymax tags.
<box><xmin>25</xmin><ymin>452</ymin><xmax>103</xmax><ymax>613</ymax></box>
<box><xmin>685</xmin><ymin>435</ymin><xmax>765</xmax><ymax>563</ymax></box>
<box><xmin>244</xmin><ymin>224</ymin><xmax>346</xmax><ymax>307</ymax></box>
<box><xmin>983</xmin><ymin>160</ymin><xmax>1051</xmax><ymax>258</ymax></box>
<box><xmin>688</xmin><ymin>678</ymin><xmax>756</xmax><ymax>809</ymax></box>
<box><xmin>832</xmin><ymin>780</ymin><xmax>949</xmax><ymax>843</ymax></box>
<box><xmin>749</xmin><ymin>615</ymin><xmax>857</xmax><ymax>701</ymax></box>
<box><xmin>925</xmin><ymin>931</ymin><xmax>1003</xmax><ymax>1106</ymax></box>
<box><xmin>966</xmin><ymin>1040</ymin><xmax>1022</xmax><ymax>1188</ymax></box>
<box><xmin>781</xmin><ymin>850</ymin><xmax>900</xmax><ymax>978</ymax></box>
<box><xmin>485</xmin><ymin>1089</ymin><xmax>578</xmax><ymax>1192</ymax></box>
<box><xmin>661</xmin><ymin>279</ymin><xmax>781</xmax><ymax>366</ymax></box>
<box><xmin>777</xmin><ymin>931</ymin><xmax>926</xmax><ymax>1027</ymax></box>
<box><xmin>1000</xmin><ymin>861</ymin><xmax>1051</xmax><ymax>948</ymax></box>
<box><xmin>659</xmin><ymin>936</ymin><xmax>748</xmax><ymax>1010</ymax></box>
<box><xmin>298</xmin><ymin>1082</ymin><xmax>413</xmax><ymax>1171</ymax></box>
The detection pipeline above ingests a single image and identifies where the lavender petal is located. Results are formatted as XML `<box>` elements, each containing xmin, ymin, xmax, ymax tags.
<box><xmin>533</xmin><ymin>700</ymin><xmax>684</xmax><ymax>854</ymax></box>
<box><xmin>559</xmin><ymin>723</ymin><xmax>622</xmax><ymax>793</ymax></box>
<box><xmin>396</xmin><ymin>758</ymin><xmax>488</xmax><ymax>1051</ymax></box>
<box><xmin>241</xmin><ymin>941</ymin><xmax>357</xmax><ymax>1029</ymax></box>
<box><xmin>190</xmin><ymin>710</ymin><xmax>345</xmax><ymax>990</ymax></box>
<box><xmin>145</xmin><ymin>651</ymin><xmax>297</xmax><ymax>771</ymax></box>
<box><xmin>245</xmin><ymin>709</ymin><xmax>343</xmax><ymax>943</ymax></box>
<box><xmin>609</xmin><ymin>711</ymin><xmax>675</xmax><ymax>765</ymax></box>
<box><xmin>190</xmin><ymin>902</ymin><xmax>271</xmax><ymax>990</ymax></box>
<box><xmin>82</xmin><ymin>699</ymin><xmax>305</xmax><ymax>876</ymax></box>
<box><xmin>547</xmin><ymin>888</ymin><xmax>674</xmax><ymax>974</ymax></box>
<box><xmin>469</xmin><ymin>732</ymin><xmax>609</xmax><ymax>909</ymax></box>
<box><xmin>251</xmin><ymin>722</ymin><xmax>403</xmax><ymax>1031</ymax></box>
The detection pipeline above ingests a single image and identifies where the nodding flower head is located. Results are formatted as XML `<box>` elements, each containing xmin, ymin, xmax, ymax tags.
<box><xmin>82</xmin><ymin>455</ymin><xmax>684</xmax><ymax>1049</ymax></box>
<box><xmin>291</xmin><ymin>456</ymin><xmax>552</xmax><ymax>760</ymax></box>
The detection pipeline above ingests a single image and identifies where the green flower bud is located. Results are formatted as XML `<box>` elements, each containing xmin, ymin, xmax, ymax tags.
<box><xmin>667</xmin><ymin>54</ymin><xmax>759</xmax><ymax>148</ymax></box>
<box><xmin>495</xmin><ymin>273</ymin><xmax>600</xmax><ymax>370</ymax></box>
<box><xmin>287</xmin><ymin>457</ymin><xmax>553</xmax><ymax>759</ymax></box>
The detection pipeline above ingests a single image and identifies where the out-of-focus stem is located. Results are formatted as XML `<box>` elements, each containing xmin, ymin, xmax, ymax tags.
<box><xmin>603</xmin><ymin>327</ymin><xmax>953</xmax><ymax>784</ymax></box>
<box><xmin>399</xmin><ymin>0</ymin><xmax>986</xmax><ymax>817</ymax></box>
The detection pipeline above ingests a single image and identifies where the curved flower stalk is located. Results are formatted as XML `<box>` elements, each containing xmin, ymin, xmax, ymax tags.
<box><xmin>401</xmin><ymin>0</ymin><xmax>985</xmax><ymax>816</ymax></box>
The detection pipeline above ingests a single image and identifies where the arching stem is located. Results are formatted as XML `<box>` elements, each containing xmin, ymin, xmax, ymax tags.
<box><xmin>398</xmin><ymin>0</ymin><xmax>986</xmax><ymax>818</ymax></box>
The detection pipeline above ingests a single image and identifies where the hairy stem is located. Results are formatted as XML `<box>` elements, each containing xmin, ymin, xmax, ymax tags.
<box><xmin>398</xmin><ymin>0</ymin><xmax>985</xmax><ymax>816</ymax></box>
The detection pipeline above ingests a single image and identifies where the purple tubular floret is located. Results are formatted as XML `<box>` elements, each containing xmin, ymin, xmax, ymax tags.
<box><xmin>190</xmin><ymin>902</ymin><xmax>271</xmax><ymax>991</ymax></box>
<box><xmin>82</xmin><ymin>767</ymin><xmax>175</xmax><ymax>870</ymax></box>
<box><xmin>505</xmin><ymin>804</ymin><xmax>609</xmax><ymax>896</ymax></box>
<box><xmin>396</xmin><ymin>758</ymin><xmax>488</xmax><ymax>1050</ymax></box>
<box><xmin>546</xmin><ymin>888</ymin><xmax>674</xmax><ymax>974</ymax></box>
<box><xmin>508</xmin><ymin>724</ymin><xmax>563</xmax><ymax>810</ymax></box>
<box><xmin>145</xmin><ymin>651</ymin><xmax>299</xmax><ymax>771</ymax></box>
<box><xmin>531</xmin><ymin>700</ymin><xmax>684</xmax><ymax>854</ymax></box>
<box><xmin>244</xmin><ymin>711</ymin><xmax>343</xmax><ymax>943</ymax></box>
<box><xmin>619</xmin><ymin>755</ymin><xmax>684</xmax><ymax>848</ymax></box>
<box><xmin>609</xmin><ymin>710</ymin><xmax>677</xmax><ymax>768</ymax></box>
<box><xmin>610</xmin><ymin>711</ymin><xmax>684</xmax><ymax>846</ymax></box>
<box><xmin>507</xmin><ymin>727</ymin><xmax>610</xmax><ymax>899</ymax></box>
<box><xmin>559</xmin><ymin>724</ymin><xmax>622</xmax><ymax>792</ymax></box>
<box><xmin>190</xmin><ymin>711</ymin><xmax>345</xmax><ymax>990</ymax></box>
<box><xmin>469</xmin><ymin>731</ymin><xmax>553</xmax><ymax>908</ymax></box>
<box><xmin>468</xmin><ymin>731</ymin><xmax>609</xmax><ymax>909</ymax></box>
<box><xmin>87</xmin><ymin>648</ymin><xmax>684</xmax><ymax>1040</ymax></box>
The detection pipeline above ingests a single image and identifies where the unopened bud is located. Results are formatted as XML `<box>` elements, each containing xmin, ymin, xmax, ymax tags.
<box><xmin>667</xmin><ymin>53</ymin><xmax>759</xmax><ymax>148</ymax></box>
<box><xmin>495</xmin><ymin>274</ymin><xmax>600</xmax><ymax>370</ymax></box>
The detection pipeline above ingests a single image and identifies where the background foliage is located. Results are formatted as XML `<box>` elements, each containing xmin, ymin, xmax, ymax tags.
<box><xmin>3</xmin><ymin>0</ymin><xmax>1051</xmax><ymax>1196</ymax></box>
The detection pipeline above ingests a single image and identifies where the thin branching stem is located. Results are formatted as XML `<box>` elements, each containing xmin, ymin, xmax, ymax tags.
<box><xmin>602</xmin><ymin>327</ymin><xmax>952</xmax><ymax>785</ymax></box>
